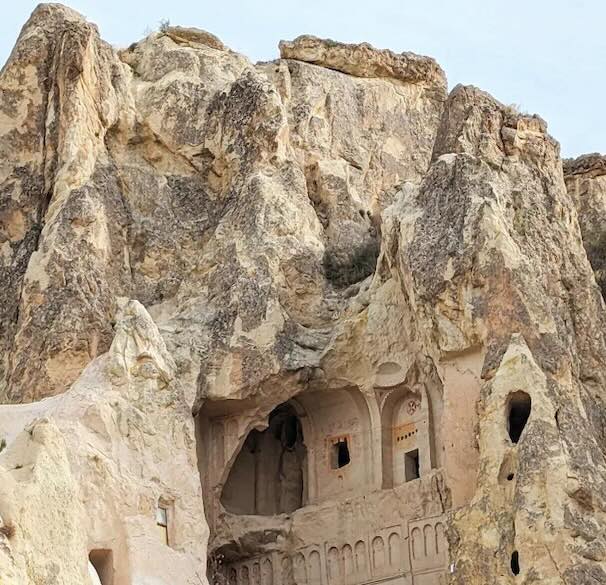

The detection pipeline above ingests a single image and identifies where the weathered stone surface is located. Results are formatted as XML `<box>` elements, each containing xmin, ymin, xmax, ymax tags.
<box><xmin>1</xmin><ymin>4</ymin><xmax>606</xmax><ymax>585</ymax></box>
<box><xmin>0</xmin><ymin>300</ymin><xmax>207</xmax><ymax>584</ymax></box>
<box><xmin>395</xmin><ymin>84</ymin><xmax>606</xmax><ymax>584</ymax></box>
<box><xmin>565</xmin><ymin>153</ymin><xmax>606</xmax><ymax>297</ymax></box>
<box><xmin>278</xmin><ymin>35</ymin><xmax>446</xmax><ymax>92</ymax></box>
<box><xmin>0</xmin><ymin>3</ymin><xmax>132</xmax><ymax>402</ymax></box>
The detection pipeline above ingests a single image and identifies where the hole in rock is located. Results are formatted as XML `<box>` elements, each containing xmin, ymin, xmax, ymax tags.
<box><xmin>331</xmin><ymin>438</ymin><xmax>350</xmax><ymax>469</ymax></box>
<box><xmin>497</xmin><ymin>452</ymin><xmax>517</xmax><ymax>485</ymax></box>
<box><xmin>89</xmin><ymin>550</ymin><xmax>114</xmax><ymax>585</ymax></box>
<box><xmin>221</xmin><ymin>403</ymin><xmax>306</xmax><ymax>515</ymax></box>
<box><xmin>510</xmin><ymin>550</ymin><xmax>520</xmax><ymax>575</ymax></box>
<box><xmin>507</xmin><ymin>391</ymin><xmax>531</xmax><ymax>443</ymax></box>
<box><xmin>404</xmin><ymin>449</ymin><xmax>420</xmax><ymax>482</ymax></box>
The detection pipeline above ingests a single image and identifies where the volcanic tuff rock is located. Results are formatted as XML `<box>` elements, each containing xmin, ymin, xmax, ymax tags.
<box><xmin>0</xmin><ymin>300</ymin><xmax>207</xmax><ymax>584</ymax></box>
<box><xmin>564</xmin><ymin>153</ymin><xmax>606</xmax><ymax>298</ymax></box>
<box><xmin>1</xmin><ymin>3</ymin><xmax>606</xmax><ymax>585</ymax></box>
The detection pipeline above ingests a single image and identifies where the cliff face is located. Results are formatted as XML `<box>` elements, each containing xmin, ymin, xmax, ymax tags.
<box><xmin>1</xmin><ymin>4</ymin><xmax>606</xmax><ymax>585</ymax></box>
<box><xmin>564</xmin><ymin>154</ymin><xmax>606</xmax><ymax>298</ymax></box>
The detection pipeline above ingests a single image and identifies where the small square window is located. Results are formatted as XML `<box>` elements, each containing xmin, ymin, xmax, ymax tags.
<box><xmin>331</xmin><ymin>438</ymin><xmax>350</xmax><ymax>469</ymax></box>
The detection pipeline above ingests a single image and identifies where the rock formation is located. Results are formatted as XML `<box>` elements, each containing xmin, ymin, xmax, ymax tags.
<box><xmin>1</xmin><ymin>4</ymin><xmax>606</xmax><ymax>585</ymax></box>
<box><xmin>564</xmin><ymin>153</ymin><xmax>606</xmax><ymax>298</ymax></box>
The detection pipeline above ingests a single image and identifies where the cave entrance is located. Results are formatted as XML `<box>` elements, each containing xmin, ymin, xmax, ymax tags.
<box><xmin>507</xmin><ymin>391</ymin><xmax>531</xmax><ymax>444</ymax></box>
<box><xmin>221</xmin><ymin>403</ymin><xmax>307</xmax><ymax>515</ymax></box>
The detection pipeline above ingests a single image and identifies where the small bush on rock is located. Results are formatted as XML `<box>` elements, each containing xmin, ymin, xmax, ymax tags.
<box><xmin>324</xmin><ymin>238</ymin><xmax>380</xmax><ymax>288</ymax></box>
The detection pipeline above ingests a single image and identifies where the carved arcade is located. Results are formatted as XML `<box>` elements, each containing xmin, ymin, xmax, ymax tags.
<box><xmin>223</xmin><ymin>516</ymin><xmax>447</xmax><ymax>585</ymax></box>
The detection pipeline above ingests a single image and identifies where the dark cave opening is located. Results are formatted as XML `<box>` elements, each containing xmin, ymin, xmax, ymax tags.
<box><xmin>510</xmin><ymin>550</ymin><xmax>520</xmax><ymax>575</ymax></box>
<box><xmin>221</xmin><ymin>403</ymin><xmax>307</xmax><ymax>515</ymax></box>
<box><xmin>507</xmin><ymin>391</ymin><xmax>531</xmax><ymax>444</ymax></box>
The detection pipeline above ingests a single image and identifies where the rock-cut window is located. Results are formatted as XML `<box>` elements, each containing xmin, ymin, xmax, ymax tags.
<box><xmin>156</xmin><ymin>503</ymin><xmax>169</xmax><ymax>545</ymax></box>
<box><xmin>331</xmin><ymin>438</ymin><xmax>350</xmax><ymax>469</ymax></box>
<box><xmin>404</xmin><ymin>449</ymin><xmax>420</xmax><ymax>481</ymax></box>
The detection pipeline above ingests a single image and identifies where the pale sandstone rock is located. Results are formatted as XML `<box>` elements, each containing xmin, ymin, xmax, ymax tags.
<box><xmin>0</xmin><ymin>300</ymin><xmax>208</xmax><ymax>584</ymax></box>
<box><xmin>391</xmin><ymin>84</ymin><xmax>606</xmax><ymax>583</ymax></box>
<box><xmin>1</xmin><ymin>4</ymin><xmax>606</xmax><ymax>585</ymax></box>
<box><xmin>0</xmin><ymin>3</ymin><xmax>132</xmax><ymax>402</ymax></box>
<box><xmin>278</xmin><ymin>35</ymin><xmax>446</xmax><ymax>93</ymax></box>
<box><xmin>564</xmin><ymin>153</ymin><xmax>606</xmax><ymax>297</ymax></box>
<box><xmin>162</xmin><ymin>26</ymin><xmax>227</xmax><ymax>51</ymax></box>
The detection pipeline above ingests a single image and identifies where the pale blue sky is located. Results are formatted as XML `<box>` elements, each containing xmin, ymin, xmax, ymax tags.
<box><xmin>1</xmin><ymin>1</ymin><xmax>604</xmax><ymax>158</ymax></box>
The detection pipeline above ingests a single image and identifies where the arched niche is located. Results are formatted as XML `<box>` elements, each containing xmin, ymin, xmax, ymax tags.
<box><xmin>221</xmin><ymin>403</ymin><xmax>307</xmax><ymax>515</ymax></box>
<box><xmin>380</xmin><ymin>385</ymin><xmax>436</xmax><ymax>488</ymax></box>
<box><xmin>213</xmin><ymin>383</ymin><xmax>377</xmax><ymax>520</ymax></box>
<box><xmin>294</xmin><ymin>387</ymin><xmax>375</xmax><ymax>502</ymax></box>
<box><xmin>89</xmin><ymin>550</ymin><xmax>114</xmax><ymax>585</ymax></box>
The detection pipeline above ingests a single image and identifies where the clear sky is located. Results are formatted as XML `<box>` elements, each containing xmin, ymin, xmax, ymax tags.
<box><xmin>1</xmin><ymin>1</ymin><xmax>604</xmax><ymax>158</ymax></box>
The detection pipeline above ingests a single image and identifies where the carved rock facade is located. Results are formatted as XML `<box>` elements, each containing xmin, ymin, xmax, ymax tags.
<box><xmin>1</xmin><ymin>4</ymin><xmax>606</xmax><ymax>585</ymax></box>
